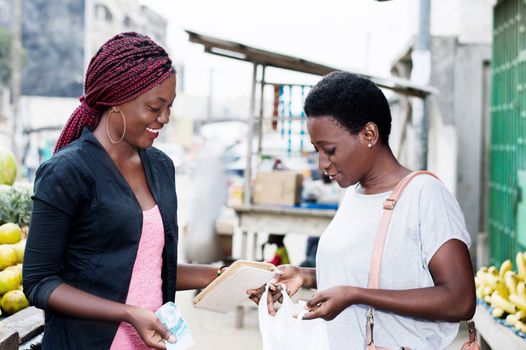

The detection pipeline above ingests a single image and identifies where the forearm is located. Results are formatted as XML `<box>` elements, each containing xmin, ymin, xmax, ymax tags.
<box><xmin>176</xmin><ymin>264</ymin><xmax>218</xmax><ymax>290</ymax></box>
<box><xmin>351</xmin><ymin>285</ymin><xmax>475</xmax><ymax>321</ymax></box>
<box><xmin>299</xmin><ymin>267</ymin><xmax>317</xmax><ymax>289</ymax></box>
<box><xmin>47</xmin><ymin>283</ymin><xmax>132</xmax><ymax>323</ymax></box>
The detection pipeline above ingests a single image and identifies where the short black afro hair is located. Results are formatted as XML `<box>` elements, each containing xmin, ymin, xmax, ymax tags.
<box><xmin>303</xmin><ymin>71</ymin><xmax>392</xmax><ymax>145</ymax></box>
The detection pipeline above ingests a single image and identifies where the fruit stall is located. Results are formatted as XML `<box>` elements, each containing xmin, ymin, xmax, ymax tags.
<box><xmin>0</xmin><ymin>147</ymin><xmax>44</xmax><ymax>349</ymax></box>
<box><xmin>474</xmin><ymin>255</ymin><xmax>526</xmax><ymax>349</ymax></box>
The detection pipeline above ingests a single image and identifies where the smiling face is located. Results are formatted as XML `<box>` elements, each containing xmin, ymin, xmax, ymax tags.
<box><xmin>115</xmin><ymin>74</ymin><xmax>176</xmax><ymax>149</ymax></box>
<box><xmin>307</xmin><ymin>116</ymin><xmax>374</xmax><ymax>188</ymax></box>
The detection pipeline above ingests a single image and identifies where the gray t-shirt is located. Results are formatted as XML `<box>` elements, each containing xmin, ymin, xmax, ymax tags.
<box><xmin>316</xmin><ymin>174</ymin><xmax>471</xmax><ymax>350</ymax></box>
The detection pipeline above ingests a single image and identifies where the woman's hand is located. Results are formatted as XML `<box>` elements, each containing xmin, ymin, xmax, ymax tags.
<box><xmin>247</xmin><ymin>265</ymin><xmax>305</xmax><ymax>315</ymax></box>
<box><xmin>272</xmin><ymin>265</ymin><xmax>305</xmax><ymax>298</ymax></box>
<box><xmin>126</xmin><ymin>306</ymin><xmax>176</xmax><ymax>349</ymax></box>
<box><xmin>302</xmin><ymin>286</ymin><xmax>354</xmax><ymax>321</ymax></box>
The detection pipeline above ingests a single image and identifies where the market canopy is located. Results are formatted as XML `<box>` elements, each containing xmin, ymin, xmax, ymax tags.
<box><xmin>186</xmin><ymin>30</ymin><xmax>436</xmax><ymax>98</ymax></box>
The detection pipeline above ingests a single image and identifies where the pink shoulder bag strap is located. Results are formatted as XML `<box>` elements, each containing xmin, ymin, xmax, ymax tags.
<box><xmin>365</xmin><ymin>170</ymin><xmax>480</xmax><ymax>350</ymax></box>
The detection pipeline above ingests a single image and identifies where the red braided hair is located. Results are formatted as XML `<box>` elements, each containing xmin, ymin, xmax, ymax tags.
<box><xmin>54</xmin><ymin>32</ymin><xmax>176</xmax><ymax>152</ymax></box>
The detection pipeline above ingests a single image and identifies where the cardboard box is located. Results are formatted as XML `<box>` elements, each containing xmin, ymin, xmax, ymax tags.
<box><xmin>253</xmin><ymin>171</ymin><xmax>303</xmax><ymax>206</ymax></box>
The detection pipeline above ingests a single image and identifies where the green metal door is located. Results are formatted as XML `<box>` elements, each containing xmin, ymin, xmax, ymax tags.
<box><xmin>489</xmin><ymin>0</ymin><xmax>526</xmax><ymax>265</ymax></box>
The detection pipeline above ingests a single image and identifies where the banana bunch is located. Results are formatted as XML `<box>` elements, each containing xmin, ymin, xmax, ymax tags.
<box><xmin>475</xmin><ymin>252</ymin><xmax>526</xmax><ymax>333</ymax></box>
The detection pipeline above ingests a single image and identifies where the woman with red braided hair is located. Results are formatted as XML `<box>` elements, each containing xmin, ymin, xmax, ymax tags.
<box><xmin>23</xmin><ymin>32</ymin><xmax>223</xmax><ymax>349</ymax></box>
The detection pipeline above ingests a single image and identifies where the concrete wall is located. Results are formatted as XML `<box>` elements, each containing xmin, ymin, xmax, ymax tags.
<box><xmin>429</xmin><ymin>36</ymin><xmax>491</xmax><ymax>245</ymax></box>
<box><xmin>430</xmin><ymin>0</ymin><xmax>493</xmax><ymax>44</ymax></box>
<box><xmin>453</xmin><ymin>44</ymin><xmax>491</xmax><ymax>241</ymax></box>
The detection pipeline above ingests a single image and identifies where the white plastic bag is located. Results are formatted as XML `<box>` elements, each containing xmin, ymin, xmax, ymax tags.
<box><xmin>258</xmin><ymin>285</ymin><xmax>331</xmax><ymax>350</ymax></box>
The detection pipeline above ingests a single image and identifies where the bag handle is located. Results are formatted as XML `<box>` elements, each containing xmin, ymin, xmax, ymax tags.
<box><xmin>364</xmin><ymin>171</ymin><xmax>479</xmax><ymax>349</ymax></box>
<box><xmin>367</xmin><ymin>170</ymin><xmax>437</xmax><ymax>289</ymax></box>
<box><xmin>365</xmin><ymin>170</ymin><xmax>437</xmax><ymax>347</ymax></box>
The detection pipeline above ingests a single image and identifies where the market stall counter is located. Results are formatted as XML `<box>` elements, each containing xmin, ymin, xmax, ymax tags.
<box><xmin>474</xmin><ymin>304</ymin><xmax>526</xmax><ymax>350</ymax></box>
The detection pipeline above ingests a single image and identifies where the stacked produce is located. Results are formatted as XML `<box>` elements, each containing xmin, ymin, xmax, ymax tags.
<box><xmin>0</xmin><ymin>222</ymin><xmax>28</xmax><ymax>315</ymax></box>
<box><xmin>475</xmin><ymin>253</ymin><xmax>526</xmax><ymax>333</ymax></box>
<box><xmin>0</xmin><ymin>147</ymin><xmax>31</xmax><ymax>316</ymax></box>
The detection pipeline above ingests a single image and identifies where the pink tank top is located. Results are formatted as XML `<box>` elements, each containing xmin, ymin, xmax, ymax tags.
<box><xmin>110</xmin><ymin>205</ymin><xmax>165</xmax><ymax>350</ymax></box>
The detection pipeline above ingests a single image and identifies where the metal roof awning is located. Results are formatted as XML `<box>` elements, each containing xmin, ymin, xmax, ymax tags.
<box><xmin>186</xmin><ymin>30</ymin><xmax>436</xmax><ymax>98</ymax></box>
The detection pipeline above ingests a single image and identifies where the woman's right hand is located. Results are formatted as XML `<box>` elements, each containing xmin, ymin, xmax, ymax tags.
<box><xmin>247</xmin><ymin>265</ymin><xmax>305</xmax><ymax>315</ymax></box>
<box><xmin>126</xmin><ymin>306</ymin><xmax>176</xmax><ymax>349</ymax></box>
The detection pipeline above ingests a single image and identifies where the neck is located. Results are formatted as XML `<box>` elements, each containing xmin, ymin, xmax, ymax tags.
<box><xmin>93</xmin><ymin>116</ymin><xmax>137</xmax><ymax>162</ymax></box>
<box><xmin>357</xmin><ymin>146</ymin><xmax>411</xmax><ymax>194</ymax></box>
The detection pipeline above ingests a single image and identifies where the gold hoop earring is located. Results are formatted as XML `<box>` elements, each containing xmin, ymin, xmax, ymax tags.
<box><xmin>106</xmin><ymin>107</ymin><xmax>126</xmax><ymax>144</ymax></box>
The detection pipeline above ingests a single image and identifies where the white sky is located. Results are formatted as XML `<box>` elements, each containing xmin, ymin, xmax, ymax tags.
<box><xmin>140</xmin><ymin>0</ymin><xmax>417</xmax><ymax>102</ymax></box>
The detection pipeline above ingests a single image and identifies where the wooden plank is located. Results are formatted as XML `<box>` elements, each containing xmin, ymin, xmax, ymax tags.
<box><xmin>0</xmin><ymin>329</ymin><xmax>18</xmax><ymax>350</ymax></box>
<box><xmin>474</xmin><ymin>305</ymin><xmax>526</xmax><ymax>350</ymax></box>
<box><xmin>0</xmin><ymin>307</ymin><xmax>44</xmax><ymax>344</ymax></box>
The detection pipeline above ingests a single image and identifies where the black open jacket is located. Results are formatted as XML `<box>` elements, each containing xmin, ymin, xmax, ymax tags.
<box><xmin>23</xmin><ymin>128</ymin><xmax>178</xmax><ymax>349</ymax></box>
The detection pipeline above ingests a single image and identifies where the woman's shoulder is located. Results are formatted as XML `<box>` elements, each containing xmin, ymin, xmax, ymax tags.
<box><xmin>35</xmin><ymin>140</ymin><xmax>95</xmax><ymax>185</ymax></box>
<box><xmin>405</xmin><ymin>172</ymin><xmax>449</xmax><ymax>194</ymax></box>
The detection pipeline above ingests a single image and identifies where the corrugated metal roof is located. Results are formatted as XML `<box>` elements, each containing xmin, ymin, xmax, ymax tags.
<box><xmin>186</xmin><ymin>30</ymin><xmax>436</xmax><ymax>98</ymax></box>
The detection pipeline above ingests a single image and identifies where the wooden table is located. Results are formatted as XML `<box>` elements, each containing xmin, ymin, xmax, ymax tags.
<box><xmin>231</xmin><ymin>204</ymin><xmax>336</xmax><ymax>327</ymax></box>
<box><xmin>474</xmin><ymin>304</ymin><xmax>526</xmax><ymax>349</ymax></box>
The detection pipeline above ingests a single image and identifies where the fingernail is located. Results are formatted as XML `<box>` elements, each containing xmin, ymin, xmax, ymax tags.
<box><xmin>168</xmin><ymin>335</ymin><xmax>176</xmax><ymax>343</ymax></box>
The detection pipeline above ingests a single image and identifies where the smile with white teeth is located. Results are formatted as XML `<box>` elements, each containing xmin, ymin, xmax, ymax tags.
<box><xmin>146</xmin><ymin>127</ymin><xmax>160</xmax><ymax>133</ymax></box>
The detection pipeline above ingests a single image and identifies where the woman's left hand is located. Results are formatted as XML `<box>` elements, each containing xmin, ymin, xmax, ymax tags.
<box><xmin>302</xmin><ymin>286</ymin><xmax>354</xmax><ymax>321</ymax></box>
<box><xmin>126</xmin><ymin>306</ymin><xmax>175</xmax><ymax>349</ymax></box>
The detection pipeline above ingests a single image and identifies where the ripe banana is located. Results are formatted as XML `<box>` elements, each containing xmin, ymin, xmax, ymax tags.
<box><xmin>500</xmin><ymin>259</ymin><xmax>513</xmax><ymax>278</ymax></box>
<box><xmin>506</xmin><ymin>313</ymin><xmax>518</xmax><ymax>326</ymax></box>
<box><xmin>518</xmin><ymin>282</ymin><xmax>526</xmax><ymax>297</ymax></box>
<box><xmin>516</xmin><ymin>320</ymin><xmax>526</xmax><ymax>333</ymax></box>
<box><xmin>492</xmin><ymin>307</ymin><xmax>505</xmax><ymax>318</ymax></box>
<box><xmin>516</xmin><ymin>310</ymin><xmax>526</xmax><ymax>321</ymax></box>
<box><xmin>505</xmin><ymin>271</ymin><xmax>518</xmax><ymax>295</ymax></box>
<box><xmin>510</xmin><ymin>294</ymin><xmax>526</xmax><ymax>313</ymax></box>
<box><xmin>492</xmin><ymin>292</ymin><xmax>517</xmax><ymax>314</ymax></box>
<box><xmin>488</xmin><ymin>265</ymin><xmax>499</xmax><ymax>275</ymax></box>
<box><xmin>495</xmin><ymin>279</ymin><xmax>510</xmax><ymax>299</ymax></box>
<box><xmin>480</xmin><ymin>272</ymin><xmax>499</xmax><ymax>290</ymax></box>
<box><xmin>517</xmin><ymin>252</ymin><xmax>526</xmax><ymax>279</ymax></box>
<box><xmin>484</xmin><ymin>294</ymin><xmax>493</xmax><ymax>304</ymax></box>
<box><xmin>483</xmin><ymin>286</ymin><xmax>494</xmax><ymax>297</ymax></box>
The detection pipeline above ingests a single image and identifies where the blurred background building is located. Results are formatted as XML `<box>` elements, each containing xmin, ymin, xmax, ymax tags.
<box><xmin>0</xmin><ymin>0</ymin><xmax>170</xmax><ymax>170</ymax></box>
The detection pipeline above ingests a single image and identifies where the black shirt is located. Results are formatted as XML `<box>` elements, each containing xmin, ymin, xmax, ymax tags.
<box><xmin>23</xmin><ymin>128</ymin><xmax>178</xmax><ymax>349</ymax></box>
